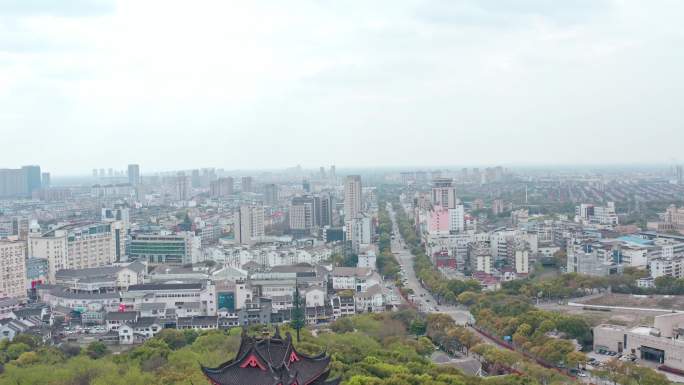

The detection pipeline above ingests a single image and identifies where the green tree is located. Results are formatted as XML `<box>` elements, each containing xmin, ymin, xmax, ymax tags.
<box><xmin>331</xmin><ymin>317</ymin><xmax>355</xmax><ymax>333</ymax></box>
<box><xmin>457</xmin><ymin>291</ymin><xmax>478</xmax><ymax>306</ymax></box>
<box><xmin>14</xmin><ymin>351</ymin><xmax>39</xmax><ymax>367</ymax></box>
<box><xmin>565</xmin><ymin>351</ymin><xmax>587</xmax><ymax>370</ymax></box>
<box><xmin>86</xmin><ymin>341</ymin><xmax>108</xmax><ymax>359</ymax></box>
<box><xmin>155</xmin><ymin>329</ymin><xmax>188</xmax><ymax>350</ymax></box>
<box><xmin>6</xmin><ymin>343</ymin><xmax>30</xmax><ymax>360</ymax></box>
<box><xmin>291</xmin><ymin>285</ymin><xmax>306</xmax><ymax>342</ymax></box>
<box><xmin>409</xmin><ymin>319</ymin><xmax>427</xmax><ymax>335</ymax></box>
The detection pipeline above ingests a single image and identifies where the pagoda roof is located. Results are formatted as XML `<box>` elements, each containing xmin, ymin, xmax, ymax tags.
<box><xmin>201</xmin><ymin>328</ymin><xmax>340</xmax><ymax>385</ymax></box>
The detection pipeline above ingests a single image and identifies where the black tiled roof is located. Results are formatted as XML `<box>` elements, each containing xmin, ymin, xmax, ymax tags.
<box><xmin>201</xmin><ymin>329</ymin><xmax>339</xmax><ymax>385</ymax></box>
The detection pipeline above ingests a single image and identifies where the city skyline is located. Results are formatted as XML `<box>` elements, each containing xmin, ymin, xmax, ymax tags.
<box><xmin>2</xmin><ymin>0</ymin><xmax>683</xmax><ymax>173</ymax></box>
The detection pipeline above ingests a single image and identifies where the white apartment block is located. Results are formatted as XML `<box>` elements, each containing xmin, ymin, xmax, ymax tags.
<box><xmin>347</xmin><ymin>215</ymin><xmax>372</xmax><ymax>253</ymax></box>
<box><xmin>28</xmin><ymin>222</ymin><xmax>117</xmax><ymax>283</ymax></box>
<box><xmin>344</xmin><ymin>175</ymin><xmax>362</xmax><ymax>220</ymax></box>
<box><xmin>236</xmin><ymin>204</ymin><xmax>265</xmax><ymax>245</ymax></box>
<box><xmin>515</xmin><ymin>249</ymin><xmax>529</xmax><ymax>274</ymax></box>
<box><xmin>475</xmin><ymin>254</ymin><xmax>491</xmax><ymax>274</ymax></box>
<box><xmin>575</xmin><ymin>202</ymin><xmax>618</xmax><ymax>226</ymax></box>
<box><xmin>650</xmin><ymin>257</ymin><xmax>684</xmax><ymax>279</ymax></box>
<box><xmin>448</xmin><ymin>205</ymin><xmax>465</xmax><ymax>233</ymax></box>
<box><xmin>289</xmin><ymin>197</ymin><xmax>316</xmax><ymax>233</ymax></box>
<box><xmin>0</xmin><ymin>239</ymin><xmax>27</xmax><ymax>300</ymax></box>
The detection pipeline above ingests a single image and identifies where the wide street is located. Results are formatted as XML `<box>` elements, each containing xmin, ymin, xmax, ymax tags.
<box><xmin>386</xmin><ymin>202</ymin><xmax>604</xmax><ymax>383</ymax></box>
<box><xmin>387</xmin><ymin>202</ymin><xmax>472</xmax><ymax>325</ymax></box>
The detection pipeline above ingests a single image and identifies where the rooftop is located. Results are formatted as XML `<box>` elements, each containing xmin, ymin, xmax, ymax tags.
<box><xmin>617</xmin><ymin>235</ymin><xmax>654</xmax><ymax>246</ymax></box>
<box><xmin>630</xmin><ymin>326</ymin><xmax>659</xmax><ymax>336</ymax></box>
<box><xmin>128</xmin><ymin>283</ymin><xmax>203</xmax><ymax>291</ymax></box>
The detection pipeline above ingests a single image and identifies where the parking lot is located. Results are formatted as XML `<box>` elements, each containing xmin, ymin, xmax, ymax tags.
<box><xmin>586</xmin><ymin>350</ymin><xmax>684</xmax><ymax>383</ymax></box>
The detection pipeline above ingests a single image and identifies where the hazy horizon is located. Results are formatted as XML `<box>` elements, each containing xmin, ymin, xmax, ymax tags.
<box><xmin>41</xmin><ymin>162</ymin><xmax>679</xmax><ymax>180</ymax></box>
<box><xmin>2</xmin><ymin>0</ymin><xmax>683</xmax><ymax>174</ymax></box>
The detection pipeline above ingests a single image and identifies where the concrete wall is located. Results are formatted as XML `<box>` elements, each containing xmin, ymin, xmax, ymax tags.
<box><xmin>654</xmin><ymin>313</ymin><xmax>684</xmax><ymax>338</ymax></box>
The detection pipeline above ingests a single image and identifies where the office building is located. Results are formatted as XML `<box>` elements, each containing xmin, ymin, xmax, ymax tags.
<box><xmin>289</xmin><ymin>196</ymin><xmax>317</xmax><ymax>236</ymax></box>
<box><xmin>492</xmin><ymin>199</ymin><xmax>505</xmax><ymax>215</ymax></box>
<box><xmin>263</xmin><ymin>183</ymin><xmax>278</xmax><ymax>205</ymax></box>
<box><xmin>235</xmin><ymin>204</ymin><xmax>265</xmax><ymax>245</ymax></box>
<box><xmin>662</xmin><ymin>205</ymin><xmax>684</xmax><ymax>230</ymax></box>
<box><xmin>41</xmin><ymin>172</ymin><xmax>50</xmax><ymax>189</ymax></box>
<box><xmin>210</xmin><ymin>177</ymin><xmax>234</xmax><ymax>198</ymax></box>
<box><xmin>191</xmin><ymin>169</ymin><xmax>200</xmax><ymax>188</ymax></box>
<box><xmin>431</xmin><ymin>178</ymin><xmax>458</xmax><ymax>209</ymax></box>
<box><xmin>28</xmin><ymin>222</ymin><xmax>118</xmax><ymax>283</ymax></box>
<box><xmin>175</xmin><ymin>173</ymin><xmax>190</xmax><ymax>201</ymax></box>
<box><xmin>575</xmin><ymin>202</ymin><xmax>618</xmax><ymax>226</ymax></box>
<box><xmin>677</xmin><ymin>165</ymin><xmax>683</xmax><ymax>185</ymax></box>
<box><xmin>0</xmin><ymin>239</ymin><xmax>27</xmax><ymax>300</ymax></box>
<box><xmin>344</xmin><ymin>175</ymin><xmax>362</xmax><ymax>220</ymax></box>
<box><xmin>127</xmin><ymin>164</ymin><xmax>140</xmax><ymax>186</ymax></box>
<box><xmin>319</xmin><ymin>193</ymin><xmax>334</xmax><ymax>227</ymax></box>
<box><xmin>0</xmin><ymin>165</ymin><xmax>42</xmax><ymax>198</ymax></box>
<box><xmin>302</xmin><ymin>179</ymin><xmax>311</xmax><ymax>193</ymax></box>
<box><xmin>241</xmin><ymin>176</ymin><xmax>253</xmax><ymax>193</ymax></box>
<box><xmin>128</xmin><ymin>232</ymin><xmax>199</xmax><ymax>265</ymax></box>
<box><xmin>22</xmin><ymin>165</ymin><xmax>41</xmax><ymax>195</ymax></box>
<box><xmin>0</xmin><ymin>168</ymin><xmax>26</xmax><ymax>197</ymax></box>
<box><xmin>102</xmin><ymin>206</ymin><xmax>130</xmax><ymax>262</ymax></box>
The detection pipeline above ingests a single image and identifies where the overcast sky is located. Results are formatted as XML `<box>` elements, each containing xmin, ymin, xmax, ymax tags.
<box><xmin>1</xmin><ymin>0</ymin><xmax>683</xmax><ymax>175</ymax></box>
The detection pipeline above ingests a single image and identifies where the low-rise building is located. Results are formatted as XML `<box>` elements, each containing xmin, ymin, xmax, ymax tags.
<box><xmin>331</xmin><ymin>267</ymin><xmax>380</xmax><ymax>292</ymax></box>
<box><xmin>354</xmin><ymin>284</ymin><xmax>384</xmax><ymax>313</ymax></box>
<box><xmin>594</xmin><ymin>313</ymin><xmax>684</xmax><ymax>371</ymax></box>
<box><xmin>120</xmin><ymin>282</ymin><xmax>217</xmax><ymax>317</ymax></box>
<box><xmin>0</xmin><ymin>297</ymin><xmax>20</xmax><ymax>320</ymax></box>
<box><xmin>128</xmin><ymin>232</ymin><xmax>200</xmax><ymax>265</ymax></box>
<box><xmin>55</xmin><ymin>262</ymin><xmax>146</xmax><ymax>293</ymax></box>
<box><xmin>36</xmin><ymin>284</ymin><xmax>121</xmax><ymax>314</ymax></box>
<box><xmin>331</xmin><ymin>296</ymin><xmax>355</xmax><ymax>319</ymax></box>
<box><xmin>650</xmin><ymin>256</ymin><xmax>684</xmax><ymax>279</ymax></box>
